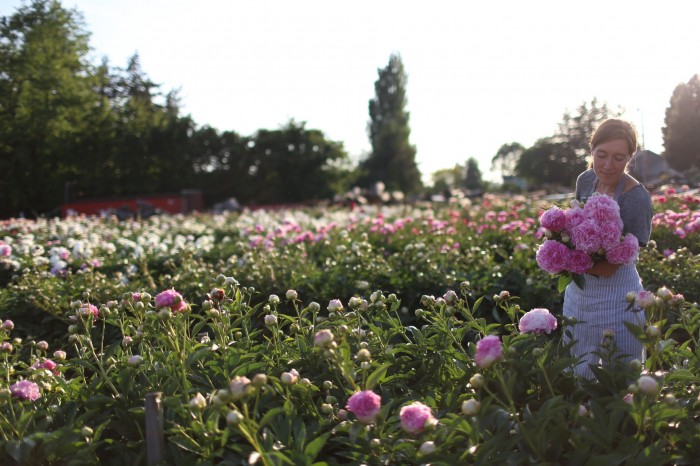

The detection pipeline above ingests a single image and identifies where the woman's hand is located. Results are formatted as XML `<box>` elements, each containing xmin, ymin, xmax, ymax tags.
<box><xmin>586</xmin><ymin>259</ymin><xmax>622</xmax><ymax>278</ymax></box>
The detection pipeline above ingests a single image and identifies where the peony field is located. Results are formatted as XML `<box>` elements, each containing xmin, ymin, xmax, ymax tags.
<box><xmin>1</xmin><ymin>189</ymin><xmax>699</xmax><ymax>465</ymax></box>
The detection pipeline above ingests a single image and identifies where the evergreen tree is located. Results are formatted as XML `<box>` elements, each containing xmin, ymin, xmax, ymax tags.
<box><xmin>361</xmin><ymin>53</ymin><xmax>422</xmax><ymax>194</ymax></box>
<box><xmin>464</xmin><ymin>157</ymin><xmax>483</xmax><ymax>191</ymax></box>
<box><xmin>663</xmin><ymin>74</ymin><xmax>700</xmax><ymax>171</ymax></box>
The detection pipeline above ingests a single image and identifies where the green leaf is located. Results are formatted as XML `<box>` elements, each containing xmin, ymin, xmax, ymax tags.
<box><xmin>365</xmin><ymin>363</ymin><xmax>392</xmax><ymax>390</ymax></box>
<box><xmin>303</xmin><ymin>433</ymin><xmax>330</xmax><ymax>463</ymax></box>
<box><xmin>558</xmin><ymin>273</ymin><xmax>574</xmax><ymax>293</ymax></box>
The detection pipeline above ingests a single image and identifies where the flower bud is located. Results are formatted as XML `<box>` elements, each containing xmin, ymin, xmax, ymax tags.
<box><xmin>469</xmin><ymin>373</ymin><xmax>485</xmax><ymax>389</ymax></box>
<box><xmin>189</xmin><ymin>392</ymin><xmax>207</xmax><ymax>411</ymax></box>
<box><xmin>285</xmin><ymin>289</ymin><xmax>298</xmax><ymax>300</ymax></box>
<box><xmin>264</xmin><ymin>314</ymin><xmax>278</xmax><ymax>327</ymax></box>
<box><xmin>420</xmin><ymin>441</ymin><xmax>436</xmax><ymax>455</ymax></box>
<box><xmin>461</xmin><ymin>399</ymin><xmax>481</xmax><ymax>416</ymax></box>
<box><xmin>637</xmin><ymin>375</ymin><xmax>659</xmax><ymax>396</ymax></box>
<box><xmin>128</xmin><ymin>355</ymin><xmax>143</xmax><ymax>366</ymax></box>
<box><xmin>37</xmin><ymin>341</ymin><xmax>49</xmax><ymax>351</ymax></box>
<box><xmin>226</xmin><ymin>410</ymin><xmax>244</xmax><ymax>425</ymax></box>
<box><xmin>81</xmin><ymin>426</ymin><xmax>94</xmax><ymax>437</ymax></box>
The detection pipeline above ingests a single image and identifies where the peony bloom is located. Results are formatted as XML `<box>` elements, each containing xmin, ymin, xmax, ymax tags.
<box><xmin>10</xmin><ymin>380</ymin><xmax>41</xmax><ymax>401</ymax></box>
<box><xmin>0</xmin><ymin>244</ymin><xmax>11</xmax><ymax>257</ymax></box>
<box><xmin>570</xmin><ymin>219</ymin><xmax>602</xmax><ymax>255</ymax></box>
<box><xmin>346</xmin><ymin>390</ymin><xmax>381</xmax><ymax>424</ymax></box>
<box><xmin>399</xmin><ymin>401</ymin><xmax>436</xmax><ymax>434</ymax></box>
<box><xmin>597</xmin><ymin>220</ymin><xmax>623</xmax><ymax>250</ymax></box>
<box><xmin>606</xmin><ymin>233</ymin><xmax>639</xmax><ymax>264</ymax></box>
<box><xmin>155</xmin><ymin>289</ymin><xmax>187</xmax><ymax>313</ymax></box>
<box><xmin>80</xmin><ymin>304</ymin><xmax>99</xmax><ymax>319</ymax></box>
<box><xmin>535</xmin><ymin>240</ymin><xmax>570</xmax><ymax>274</ymax></box>
<box><xmin>564</xmin><ymin>206</ymin><xmax>586</xmax><ymax>231</ymax></box>
<box><xmin>584</xmin><ymin>194</ymin><xmax>622</xmax><ymax>226</ymax></box>
<box><xmin>1</xmin><ymin>319</ymin><xmax>14</xmax><ymax>331</ymax></box>
<box><xmin>635</xmin><ymin>290</ymin><xmax>655</xmax><ymax>310</ymax></box>
<box><xmin>518</xmin><ymin>308</ymin><xmax>558</xmax><ymax>334</ymax></box>
<box><xmin>540</xmin><ymin>206</ymin><xmax>566</xmax><ymax>232</ymax></box>
<box><xmin>566</xmin><ymin>249</ymin><xmax>593</xmax><ymax>274</ymax></box>
<box><xmin>475</xmin><ymin>335</ymin><xmax>503</xmax><ymax>368</ymax></box>
<box><xmin>327</xmin><ymin>299</ymin><xmax>344</xmax><ymax>313</ymax></box>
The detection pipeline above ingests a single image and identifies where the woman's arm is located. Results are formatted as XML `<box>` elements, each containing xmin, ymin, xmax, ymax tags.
<box><xmin>586</xmin><ymin>259</ymin><xmax>622</xmax><ymax>277</ymax></box>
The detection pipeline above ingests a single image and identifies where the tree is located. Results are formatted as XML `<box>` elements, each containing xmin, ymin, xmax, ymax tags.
<box><xmin>663</xmin><ymin>74</ymin><xmax>700</xmax><ymax>171</ymax></box>
<box><xmin>428</xmin><ymin>164</ymin><xmax>464</xmax><ymax>195</ymax></box>
<box><xmin>512</xmin><ymin>98</ymin><xmax>619</xmax><ymax>187</ymax></box>
<box><xmin>464</xmin><ymin>157</ymin><xmax>483</xmax><ymax>191</ymax></box>
<box><xmin>491</xmin><ymin>142</ymin><xmax>524</xmax><ymax>179</ymax></box>
<box><xmin>360</xmin><ymin>53</ymin><xmax>422</xmax><ymax>194</ymax></box>
<box><xmin>0</xmin><ymin>0</ymin><xmax>96</xmax><ymax>216</ymax></box>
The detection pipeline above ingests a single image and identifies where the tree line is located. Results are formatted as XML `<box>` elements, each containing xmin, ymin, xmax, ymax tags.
<box><xmin>2</xmin><ymin>1</ymin><xmax>699</xmax><ymax>218</ymax></box>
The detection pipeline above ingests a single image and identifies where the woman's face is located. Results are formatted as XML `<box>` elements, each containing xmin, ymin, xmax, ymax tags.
<box><xmin>591</xmin><ymin>138</ymin><xmax>631</xmax><ymax>186</ymax></box>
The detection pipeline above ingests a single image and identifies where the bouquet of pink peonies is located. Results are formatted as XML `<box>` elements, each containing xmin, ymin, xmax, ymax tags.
<box><xmin>535</xmin><ymin>193</ymin><xmax>639</xmax><ymax>290</ymax></box>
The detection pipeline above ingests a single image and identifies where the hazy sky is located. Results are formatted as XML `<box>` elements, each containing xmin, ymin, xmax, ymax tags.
<box><xmin>3</xmin><ymin>0</ymin><xmax>699</xmax><ymax>183</ymax></box>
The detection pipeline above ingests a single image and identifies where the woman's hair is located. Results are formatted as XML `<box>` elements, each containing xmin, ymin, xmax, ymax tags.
<box><xmin>589</xmin><ymin>118</ymin><xmax>638</xmax><ymax>155</ymax></box>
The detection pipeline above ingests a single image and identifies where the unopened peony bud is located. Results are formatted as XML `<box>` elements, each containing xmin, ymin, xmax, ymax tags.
<box><xmin>461</xmin><ymin>399</ymin><xmax>481</xmax><ymax>416</ymax></box>
<box><xmin>637</xmin><ymin>375</ymin><xmax>659</xmax><ymax>396</ymax></box>
<box><xmin>420</xmin><ymin>441</ymin><xmax>436</xmax><ymax>455</ymax></box>
<box><xmin>285</xmin><ymin>289</ymin><xmax>298</xmax><ymax>300</ymax></box>
<box><xmin>264</xmin><ymin>314</ymin><xmax>278</xmax><ymax>327</ymax></box>
<box><xmin>189</xmin><ymin>392</ymin><xmax>207</xmax><ymax>411</ymax></box>
<box><xmin>469</xmin><ymin>373</ymin><xmax>485</xmax><ymax>389</ymax></box>
<box><xmin>226</xmin><ymin>410</ymin><xmax>244</xmax><ymax>425</ymax></box>
<box><xmin>36</xmin><ymin>341</ymin><xmax>49</xmax><ymax>351</ymax></box>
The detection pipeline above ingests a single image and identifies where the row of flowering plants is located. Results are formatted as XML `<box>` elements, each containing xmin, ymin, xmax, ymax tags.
<box><xmin>0</xmin><ymin>277</ymin><xmax>698</xmax><ymax>464</ymax></box>
<box><xmin>0</xmin><ymin>188</ymin><xmax>699</xmax><ymax>463</ymax></box>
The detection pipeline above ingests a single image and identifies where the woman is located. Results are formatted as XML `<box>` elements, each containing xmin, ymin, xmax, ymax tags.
<box><xmin>563</xmin><ymin>118</ymin><xmax>653</xmax><ymax>380</ymax></box>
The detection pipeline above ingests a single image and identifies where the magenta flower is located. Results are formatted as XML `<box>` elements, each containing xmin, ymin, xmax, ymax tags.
<box><xmin>564</xmin><ymin>206</ymin><xmax>586</xmax><ymax>231</ymax></box>
<box><xmin>540</xmin><ymin>207</ymin><xmax>566</xmax><ymax>232</ymax></box>
<box><xmin>584</xmin><ymin>194</ymin><xmax>622</xmax><ymax>226</ymax></box>
<box><xmin>399</xmin><ymin>401</ymin><xmax>436</xmax><ymax>434</ymax></box>
<box><xmin>606</xmin><ymin>233</ymin><xmax>639</xmax><ymax>264</ymax></box>
<box><xmin>570</xmin><ymin>219</ymin><xmax>602</xmax><ymax>255</ymax></box>
<box><xmin>475</xmin><ymin>335</ymin><xmax>503</xmax><ymax>368</ymax></box>
<box><xmin>566</xmin><ymin>249</ymin><xmax>592</xmax><ymax>274</ymax></box>
<box><xmin>10</xmin><ymin>380</ymin><xmax>41</xmax><ymax>401</ymax></box>
<box><xmin>346</xmin><ymin>390</ymin><xmax>381</xmax><ymax>424</ymax></box>
<box><xmin>155</xmin><ymin>289</ymin><xmax>188</xmax><ymax>313</ymax></box>
<box><xmin>535</xmin><ymin>240</ymin><xmax>570</xmax><ymax>274</ymax></box>
<box><xmin>518</xmin><ymin>308</ymin><xmax>558</xmax><ymax>334</ymax></box>
<box><xmin>597</xmin><ymin>220</ymin><xmax>623</xmax><ymax>250</ymax></box>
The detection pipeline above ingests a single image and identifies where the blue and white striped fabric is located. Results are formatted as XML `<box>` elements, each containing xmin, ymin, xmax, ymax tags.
<box><xmin>563</xmin><ymin>263</ymin><xmax>645</xmax><ymax>379</ymax></box>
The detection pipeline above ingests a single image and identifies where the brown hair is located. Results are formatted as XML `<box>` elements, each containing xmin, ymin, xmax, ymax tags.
<box><xmin>589</xmin><ymin>118</ymin><xmax>638</xmax><ymax>155</ymax></box>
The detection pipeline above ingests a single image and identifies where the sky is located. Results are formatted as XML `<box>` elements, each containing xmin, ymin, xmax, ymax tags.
<box><xmin>2</xmin><ymin>0</ymin><xmax>699</xmax><ymax>183</ymax></box>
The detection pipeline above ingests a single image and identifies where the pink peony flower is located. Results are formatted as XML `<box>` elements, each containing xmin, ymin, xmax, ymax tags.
<box><xmin>80</xmin><ymin>304</ymin><xmax>99</xmax><ymax>319</ymax></box>
<box><xmin>475</xmin><ymin>335</ymin><xmax>503</xmax><ymax>368</ymax></box>
<box><xmin>540</xmin><ymin>207</ymin><xmax>566</xmax><ymax>232</ymax></box>
<box><xmin>10</xmin><ymin>380</ymin><xmax>41</xmax><ymax>401</ymax></box>
<box><xmin>535</xmin><ymin>240</ymin><xmax>570</xmax><ymax>274</ymax></box>
<box><xmin>597</xmin><ymin>220</ymin><xmax>623</xmax><ymax>250</ymax></box>
<box><xmin>155</xmin><ymin>289</ymin><xmax>187</xmax><ymax>313</ymax></box>
<box><xmin>606</xmin><ymin>233</ymin><xmax>639</xmax><ymax>264</ymax></box>
<box><xmin>584</xmin><ymin>194</ymin><xmax>622</xmax><ymax>226</ymax></box>
<box><xmin>635</xmin><ymin>290</ymin><xmax>655</xmax><ymax>309</ymax></box>
<box><xmin>566</xmin><ymin>249</ymin><xmax>593</xmax><ymax>274</ymax></box>
<box><xmin>564</xmin><ymin>206</ymin><xmax>586</xmax><ymax>231</ymax></box>
<box><xmin>1</xmin><ymin>320</ymin><xmax>14</xmax><ymax>331</ymax></box>
<box><xmin>346</xmin><ymin>390</ymin><xmax>381</xmax><ymax>424</ymax></box>
<box><xmin>518</xmin><ymin>308</ymin><xmax>558</xmax><ymax>334</ymax></box>
<box><xmin>570</xmin><ymin>219</ymin><xmax>602</xmax><ymax>255</ymax></box>
<box><xmin>399</xmin><ymin>401</ymin><xmax>436</xmax><ymax>434</ymax></box>
<box><xmin>0</xmin><ymin>244</ymin><xmax>11</xmax><ymax>257</ymax></box>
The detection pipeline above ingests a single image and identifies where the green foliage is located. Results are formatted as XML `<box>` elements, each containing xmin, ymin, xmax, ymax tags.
<box><xmin>662</xmin><ymin>74</ymin><xmax>700</xmax><ymax>171</ymax></box>
<box><xmin>0</xmin><ymin>193</ymin><xmax>699</xmax><ymax>463</ymax></box>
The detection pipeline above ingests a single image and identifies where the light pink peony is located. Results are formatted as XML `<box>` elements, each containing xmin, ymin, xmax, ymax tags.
<box><xmin>570</xmin><ymin>219</ymin><xmax>602</xmax><ymax>255</ymax></box>
<box><xmin>346</xmin><ymin>390</ymin><xmax>381</xmax><ymax>424</ymax></box>
<box><xmin>606</xmin><ymin>233</ymin><xmax>639</xmax><ymax>264</ymax></box>
<box><xmin>566</xmin><ymin>249</ymin><xmax>593</xmax><ymax>274</ymax></box>
<box><xmin>540</xmin><ymin>207</ymin><xmax>566</xmax><ymax>232</ymax></box>
<box><xmin>475</xmin><ymin>335</ymin><xmax>503</xmax><ymax>368</ymax></box>
<box><xmin>10</xmin><ymin>380</ymin><xmax>41</xmax><ymax>401</ymax></box>
<box><xmin>518</xmin><ymin>308</ymin><xmax>558</xmax><ymax>334</ymax></box>
<box><xmin>399</xmin><ymin>401</ymin><xmax>436</xmax><ymax>434</ymax></box>
<box><xmin>535</xmin><ymin>240</ymin><xmax>570</xmax><ymax>274</ymax></box>
<box><xmin>155</xmin><ymin>289</ymin><xmax>188</xmax><ymax>313</ymax></box>
<box><xmin>635</xmin><ymin>290</ymin><xmax>655</xmax><ymax>309</ymax></box>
